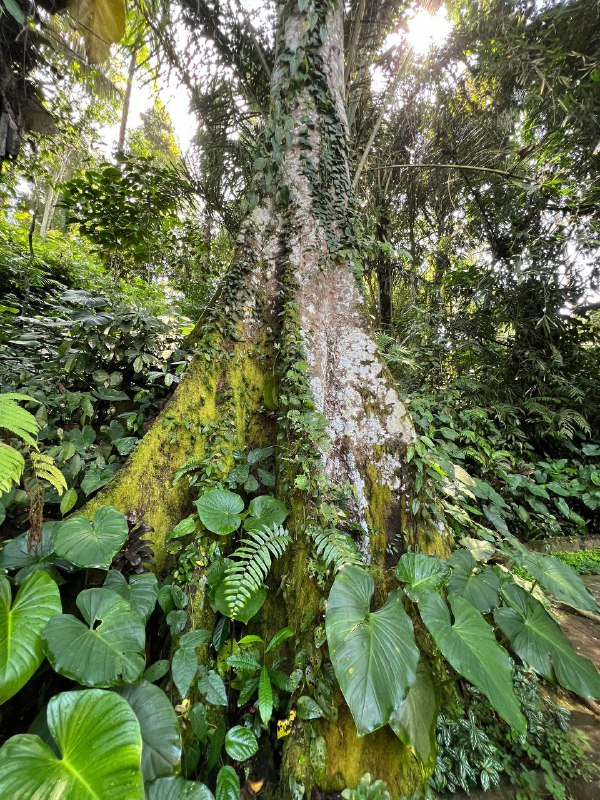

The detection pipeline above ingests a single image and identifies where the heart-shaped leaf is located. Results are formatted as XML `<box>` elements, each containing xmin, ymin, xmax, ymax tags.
<box><xmin>396</xmin><ymin>553</ymin><xmax>450</xmax><ymax>600</ymax></box>
<box><xmin>389</xmin><ymin>660</ymin><xmax>438</xmax><ymax>774</ymax></box>
<box><xmin>244</xmin><ymin>495</ymin><xmax>288</xmax><ymax>531</ymax></box>
<box><xmin>117</xmin><ymin>681</ymin><xmax>182</xmax><ymax>781</ymax></box>
<box><xmin>514</xmin><ymin>550</ymin><xmax>598</xmax><ymax>612</ymax></box>
<box><xmin>196</xmin><ymin>490</ymin><xmax>244</xmax><ymax>535</ymax></box>
<box><xmin>53</xmin><ymin>505</ymin><xmax>128</xmax><ymax>569</ymax></box>
<box><xmin>104</xmin><ymin>570</ymin><xmax>159</xmax><ymax>622</ymax></box>
<box><xmin>224</xmin><ymin>725</ymin><xmax>258</xmax><ymax>761</ymax></box>
<box><xmin>326</xmin><ymin>565</ymin><xmax>419</xmax><ymax>735</ymax></box>
<box><xmin>418</xmin><ymin>591</ymin><xmax>525</xmax><ymax>733</ymax></box>
<box><xmin>147</xmin><ymin>777</ymin><xmax>214</xmax><ymax>800</ymax></box>
<box><xmin>0</xmin><ymin>572</ymin><xmax>61</xmax><ymax>705</ymax></box>
<box><xmin>448</xmin><ymin>550</ymin><xmax>501</xmax><ymax>613</ymax></box>
<box><xmin>0</xmin><ymin>689</ymin><xmax>144</xmax><ymax>798</ymax></box>
<box><xmin>43</xmin><ymin>588</ymin><xmax>146</xmax><ymax>686</ymax></box>
<box><xmin>494</xmin><ymin>583</ymin><xmax>600</xmax><ymax>700</ymax></box>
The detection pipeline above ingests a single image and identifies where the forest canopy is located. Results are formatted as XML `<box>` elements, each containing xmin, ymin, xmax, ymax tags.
<box><xmin>0</xmin><ymin>0</ymin><xmax>599</xmax><ymax>799</ymax></box>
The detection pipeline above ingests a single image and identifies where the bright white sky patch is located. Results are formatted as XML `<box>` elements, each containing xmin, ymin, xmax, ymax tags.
<box><xmin>406</xmin><ymin>6</ymin><xmax>452</xmax><ymax>55</ymax></box>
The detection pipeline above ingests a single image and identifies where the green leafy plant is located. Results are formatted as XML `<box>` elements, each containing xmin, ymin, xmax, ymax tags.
<box><xmin>0</xmin><ymin>571</ymin><xmax>61</xmax><ymax>704</ymax></box>
<box><xmin>52</xmin><ymin>505</ymin><xmax>129</xmax><ymax>569</ymax></box>
<box><xmin>0</xmin><ymin>689</ymin><xmax>145</xmax><ymax>798</ymax></box>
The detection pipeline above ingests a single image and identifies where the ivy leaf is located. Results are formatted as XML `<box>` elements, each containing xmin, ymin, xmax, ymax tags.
<box><xmin>418</xmin><ymin>592</ymin><xmax>525</xmax><ymax>734</ymax></box>
<box><xmin>494</xmin><ymin>584</ymin><xmax>600</xmax><ymax>700</ymax></box>
<box><xmin>396</xmin><ymin>553</ymin><xmax>450</xmax><ymax>600</ymax></box>
<box><xmin>195</xmin><ymin>490</ymin><xmax>244</xmax><ymax>535</ymax></box>
<box><xmin>325</xmin><ymin>566</ymin><xmax>419</xmax><ymax>735</ymax></box>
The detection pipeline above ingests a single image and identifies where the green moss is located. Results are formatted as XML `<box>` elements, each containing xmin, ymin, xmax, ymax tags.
<box><xmin>364</xmin><ymin>462</ymin><xmax>395</xmax><ymax>564</ymax></box>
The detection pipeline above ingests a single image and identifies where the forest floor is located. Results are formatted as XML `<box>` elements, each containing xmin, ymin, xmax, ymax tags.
<box><xmin>441</xmin><ymin>573</ymin><xmax>600</xmax><ymax>800</ymax></box>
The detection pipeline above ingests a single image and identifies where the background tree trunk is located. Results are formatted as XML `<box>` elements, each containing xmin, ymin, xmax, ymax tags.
<box><xmin>89</xmin><ymin>1</ymin><xmax>447</xmax><ymax>795</ymax></box>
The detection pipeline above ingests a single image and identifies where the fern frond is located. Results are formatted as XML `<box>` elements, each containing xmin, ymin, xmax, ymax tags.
<box><xmin>0</xmin><ymin>394</ymin><xmax>40</xmax><ymax>448</ymax></box>
<box><xmin>308</xmin><ymin>527</ymin><xmax>362</xmax><ymax>571</ymax></box>
<box><xmin>0</xmin><ymin>443</ymin><xmax>25</xmax><ymax>493</ymax></box>
<box><xmin>30</xmin><ymin>452</ymin><xmax>67</xmax><ymax>495</ymax></box>
<box><xmin>173</xmin><ymin>455</ymin><xmax>205</xmax><ymax>486</ymax></box>
<box><xmin>224</xmin><ymin>525</ymin><xmax>291</xmax><ymax>617</ymax></box>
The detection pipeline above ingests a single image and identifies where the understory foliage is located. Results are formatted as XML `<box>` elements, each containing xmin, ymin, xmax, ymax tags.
<box><xmin>1</xmin><ymin>0</ymin><xmax>600</xmax><ymax>798</ymax></box>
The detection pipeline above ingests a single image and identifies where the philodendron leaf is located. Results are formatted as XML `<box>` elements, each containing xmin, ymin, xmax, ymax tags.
<box><xmin>389</xmin><ymin>660</ymin><xmax>438</xmax><ymax>774</ymax></box>
<box><xmin>0</xmin><ymin>689</ymin><xmax>144</xmax><ymax>798</ymax></box>
<box><xmin>448</xmin><ymin>549</ymin><xmax>501</xmax><ymax>613</ymax></box>
<box><xmin>396</xmin><ymin>553</ymin><xmax>450</xmax><ymax>600</ymax></box>
<box><xmin>0</xmin><ymin>572</ymin><xmax>61</xmax><ymax>705</ymax></box>
<box><xmin>224</xmin><ymin>725</ymin><xmax>258</xmax><ymax>761</ymax></box>
<box><xmin>117</xmin><ymin>681</ymin><xmax>181</xmax><ymax>782</ymax></box>
<box><xmin>418</xmin><ymin>591</ymin><xmax>526</xmax><ymax>734</ymax></box>
<box><xmin>514</xmin><ymin>550</ymin><xmax>598</xmax><ymax>612</ymax></box>
<box><xmin>43</xmin><ymin>588</ymin><xmax>146</xmax><ymax>686</ymax></box>
<box><xmin>494</xmin><ymin>584</ymin><xmax>600</xmax><ymax>700</ymax></box>
<box><xmin>326</xmin><ymin>565</ymin><xmax>419</xmax><ymax>736</ymax></box>
<box><xmin>53</xmin><ymin>505</ymin><xmax>128</xmax><ymax>569</ymax></box>
<box><xmin>244</xmin><ymin>495</ymin><xmax>288</xmax><ymax>531</ymax></box>
<box><xmin>216</xmin><ymin>765</ymin><xmax>240</xmax><ymax>800</ymax></box>
<box><xmin>147</xmin><ymin>777</ymin><xmax>214</xmax><ymax>800</ymax></box>
<box><xmin>195</xmin><ymin>490</ymin><xmax>244</xmax><ymax>535</ymax></box>
<box><xmin>104</xmin><ymin>570</ymin><xmax>159</xmax><ymax>622</ymax></box>
<box><xmin>0</xmin><ymin>524</ymin><xmax>60</xmax><ymax>583</ymax></box>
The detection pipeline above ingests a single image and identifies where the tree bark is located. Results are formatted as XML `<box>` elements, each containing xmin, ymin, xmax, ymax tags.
<box><xmin>88</xmin><ymin>0</ymin><xmax>445</xmax><ymax>795</ymax></box>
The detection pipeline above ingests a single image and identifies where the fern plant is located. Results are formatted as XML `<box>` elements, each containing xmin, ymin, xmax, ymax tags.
<box><xmin>308</xmin><ymin>526</ymin><xmax>362</xmax><ymax>571</ymax></box>
<box><xmin>0</xmin><ymin>393</ymin><xmax>66</xmax><ymax>496</ymax></box>
<box><xmin>223</xmin><ymin>524</ymin><xmax>291</xmax><ymax>617</ymax></box>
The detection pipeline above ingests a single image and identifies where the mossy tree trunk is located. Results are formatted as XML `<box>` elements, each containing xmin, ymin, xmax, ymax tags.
<box><xmin>92</xmin><ymin>0</ymin><xmax>446</xmax><ymax>795</ymax></box>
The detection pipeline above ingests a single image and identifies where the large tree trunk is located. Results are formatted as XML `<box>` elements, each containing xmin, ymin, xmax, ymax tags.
<box><xmin>89</xmin><ymin>1</ymin><xmax>445</xmax><ymax>795</ymax></box>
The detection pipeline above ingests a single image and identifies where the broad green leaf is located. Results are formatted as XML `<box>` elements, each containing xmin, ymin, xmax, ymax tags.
<box><xmin>0</xmin><ymin>524</ymin><xmax>60</xmax><ymax>583</ymax></box>
<box><xmin>0</xmin><ymin>689</ymin><xmax>143</xmax><ymax>798</ymax></box>
<box><xmin>147</xmin><ymin>777</ymin><xmax>214</xmax><ymax>800</ymax></box>
<box><xmin>0</xmin><ymin>572</ymin><xmax>61</xmax><ymax>704</ymax></box>
<box><xmin>43</xmin><ymin>588</ymin><xmax>146</xmax><ymax>686</ymax></box>
<box><xmin>494</xmin><ymin>584</ymin><xmax>600</xmax><ymax>700</ymax></box>
<box><xmin>247</xmin><ymin>447</ymin><xmax>274</xmax><ymax>465</ymax></box>
<box><xmin>53</xmin><ymin>505</ymin><xmax>128</xmax><ymax>569</ymax></box>
<box><xmin>325</xmin><ymin>566</ymin><xmax>419</xmax><ymax>735</ymax></box>
<box><xmin>458</xmin><ymin>537</ymin><xmax>496</xmax><ymax>561</ymax></box>
<box><xmin>296</xmin><ymin>695</ymin><xmax>324</xmax><ymax>720</ymax></box>
<box><xmin>144</xmin><ymin>659</ymin><xmax>170</xmax><ymax>683</ymax></box>
<box><xmin>396</xmin><ymin>553</ymin><xmax>450</xmax><ymax>600</ymax></box>
<box><xmin>258</xmin><ymin>665</ymin><xmax>273</xmax><ymax>724</ymax></box>
<box><xmin>196</xmin><ymin>490</ymin><xmax>244</xmax><ymax>535</ymax></box>
<box><xmin>172</xmin><ymin>646</ymin><xmax>198</xmax><ymax>699</ymax></box>
<box><xmin>244</xmin><ymin>495</ymin><xmax>288</xmax><ymax>531</ymax></box>
<box><xmin>103</xmin><ymin>570</ymin><xmax>158</xmax><ymax>622</ymax></box>
<box><xmin>448</xmin><ymin>550</ymin><xmax>501</xmax><ymax>613</ymax></box>
<box><xmin>216</xmin><ymin>766</ymin><xmax>240</xmax><ymax>800</ymax></box>
<box><xmin>60</xmin><ymin>487</ymin><xmax>78</xmax><ymax>515</ymax></box>
<box><xmin>515</xmin><ymin>551</ymin><xmax>598</xmax><ymax>612</ymax></box>
<box><xmin>418</xmin><ymin>592</ymin><xmax>525</xmax><ymax>734</ymax></box>
<box><xmin>266</xmin><ymin>627</ymin><xmax>294</xmax><ymax>653</ymax></box>
<box><xmin>389</xmin><ymin>660</ymin><xmax>438</xmax><ymax>774</ymax></box>
<box><xmin>198</xmin><ymin>669</ymin><xmax>228</xmax><ymax>705</ymax></box>
<box><xmin>117</xmin><ymin>681</ymin><xmax>181</xmax><ymax>781</ymax></box>
<box><xmin>190</xmin><ymin>703</ymin><xmax>208</xmax><ymax>742</ymax></box>
<box><xmin>167</xmin><ymin>517</ymin><xmax>197</xmax><ymax>540</ymax></box>
<box><xmin>224</xmin><ymin>725</ymin><xmax>258</xmax><ymax>761</ymax></box>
